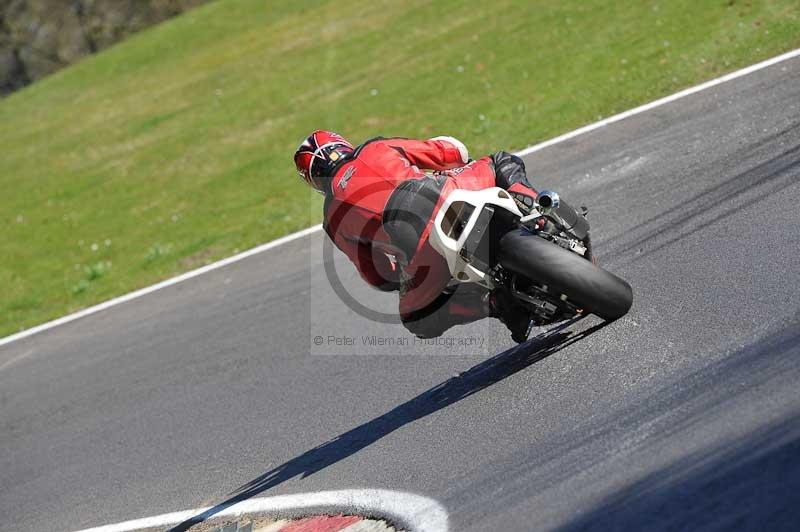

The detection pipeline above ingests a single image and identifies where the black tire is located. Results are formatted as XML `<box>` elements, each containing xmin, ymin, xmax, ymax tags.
<box><xmin>498</xmin><ymin>229</ymin><xmax>633</xmax><ymax>320</ymax></box>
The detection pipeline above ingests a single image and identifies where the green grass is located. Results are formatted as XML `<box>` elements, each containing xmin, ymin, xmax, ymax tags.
<box><xmin>1</xmin><ymin>0</ymin><xmax>798</xmax><ymax>337</ymax></box>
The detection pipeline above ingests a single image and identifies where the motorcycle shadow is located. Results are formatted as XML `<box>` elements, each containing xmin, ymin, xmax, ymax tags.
<box><xmin>169</xmin><ymin>316</ymin><xmax>609</xmax><ymax>531</ymax></box>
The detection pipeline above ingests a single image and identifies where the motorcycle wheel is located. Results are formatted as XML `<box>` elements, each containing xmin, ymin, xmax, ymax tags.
<box><xmin>498</xmin><ymin>229</ymin><xmax>633</xmax><ymax>321</ymax></box>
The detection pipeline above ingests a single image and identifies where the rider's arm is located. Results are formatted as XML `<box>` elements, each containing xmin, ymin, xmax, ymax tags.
<box><xmin>384</xmin><ymin>137</ymin><xmax>470</xmax><ymax>171</ymax></box>
<box><xmin>488</xmin><ymin>151</ymin><xmax>538</xmax><ymax>210</ymax></box>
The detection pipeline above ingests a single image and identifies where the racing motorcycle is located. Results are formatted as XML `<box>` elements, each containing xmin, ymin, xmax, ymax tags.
<box><xmin>428</xmin><ymin>187</ymin><xmax>633</xmax><ymax>341</ymax></box>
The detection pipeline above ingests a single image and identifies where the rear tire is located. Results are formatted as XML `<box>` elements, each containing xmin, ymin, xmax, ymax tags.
<box><xmin>498</xmin><ymin>229</ymin><xmax>633</xmax><ymax>320</ymax></box>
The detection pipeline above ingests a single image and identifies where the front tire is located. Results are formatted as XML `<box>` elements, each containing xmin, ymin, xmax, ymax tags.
<box><xmin>498</xmin><ymin>229</ymin><xmax>633</xmax><ymax>320</ymax></box>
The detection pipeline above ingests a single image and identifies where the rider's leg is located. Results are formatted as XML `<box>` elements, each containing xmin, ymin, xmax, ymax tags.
<box><xmin>441</xmin><ymin>155</ymin><xmax>537</xmax><ymax>342</ymax></box>
<box><xmin>383</xmin><ymin>179</ymin><xmax>472</xmax><ymax>338</ymax></box>
<box><xmin>385</xmin><ymin>160</ymin><xmax>538</xmax><ymax>340</ymax></box>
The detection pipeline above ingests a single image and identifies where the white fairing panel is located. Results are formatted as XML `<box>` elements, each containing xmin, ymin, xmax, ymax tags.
<box><xmin>429</xmin><ymin>187</ymin><xmax>531</xmax><ymax>287</ymax></box>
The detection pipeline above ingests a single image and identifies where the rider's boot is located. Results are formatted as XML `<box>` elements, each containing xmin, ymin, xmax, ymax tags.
<box><xmin>490</xmin><ymin>288</ymin><xmax>533</xmax><ymax>344</ymax></box>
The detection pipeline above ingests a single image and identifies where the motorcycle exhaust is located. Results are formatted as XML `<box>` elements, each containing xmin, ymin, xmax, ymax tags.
<box><xmin>536</xmin><ymin>189</ymin><xmax>590</xmax><ymax>240</ymax></box>
<box><xmin>536</xmin><ymin>190</ymin><xmax>560</xmax><ymax>213</ymax></box>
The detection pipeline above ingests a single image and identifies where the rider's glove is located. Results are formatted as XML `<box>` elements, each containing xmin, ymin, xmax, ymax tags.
<box><xmin>508</xmin><ymin>183</ymin><xmax>537</xmax><ymax>216</ymax></box>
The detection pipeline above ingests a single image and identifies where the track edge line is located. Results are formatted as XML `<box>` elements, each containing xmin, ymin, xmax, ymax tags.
<box><xmin>69</xmin><ymin>489</ymin><xmax>448</xmax><ymax>532</ymax></box>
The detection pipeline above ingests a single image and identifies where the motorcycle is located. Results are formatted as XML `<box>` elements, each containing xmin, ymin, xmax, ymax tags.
<box><xmin>428</xmin><ymin>187</ymin><xmax>633</xmax><ymax>341</ymax></box>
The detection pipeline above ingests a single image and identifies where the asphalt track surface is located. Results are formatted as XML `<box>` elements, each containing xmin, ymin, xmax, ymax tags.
<box><xmin>3</xmin><ymin>56</ymin><xmax>800</xmax><ymax>532</ymax></box>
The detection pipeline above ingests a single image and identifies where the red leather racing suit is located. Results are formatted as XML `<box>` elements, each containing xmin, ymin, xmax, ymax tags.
<box><xmin>323</xmin><ymin>137</ymin><xmax>537</xmax><ymax>338</ymax></box>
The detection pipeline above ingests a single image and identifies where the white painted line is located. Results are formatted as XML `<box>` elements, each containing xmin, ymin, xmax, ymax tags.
<box><xmin>2</xmin><ymin>47</ymin><xmax>798</xmax><ymax>348</ymax></box>
<box><xmin>70</xmin><ymin>489</ymin><xmax>448</xmax><ymax>532</ymax></box>
<box><xmin>516</xmin><ymin>48</ymin><xmax>800</xmax><ymax>156</ymax></box>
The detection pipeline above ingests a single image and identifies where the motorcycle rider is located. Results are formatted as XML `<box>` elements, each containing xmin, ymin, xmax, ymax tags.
<box><xmin>294</xmin><ymin>130</ymin><xmax>540</xmax><ymax>342</ymax></box>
